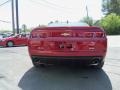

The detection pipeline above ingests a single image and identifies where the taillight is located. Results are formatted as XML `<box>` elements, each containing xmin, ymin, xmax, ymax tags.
<box><xmin>51</xmin><ymin>32</ymin><xmax>61</xmax><ymax>37</ymax></box>
<box><xmin>30</xmin><ymin>33</ymin><xmax>47</xmax><ymax>38</ymax></box>
<box><xmin>84</xmin><ymin>32</ymin><xmax>94</xmax><ymax>38</ymax></box>
<box><xmin>95</xmin><ymin>32</ymin><xmax>104</xmax><ymax>38</ymax></box>
<box><xmin>39</xmin><ymin>33</ymin><xmax>47</xmax><ymax>38</ymax></box>
<box><xmin>30</xmin><ymin>34</ymin><xmax>38</xmax><ymax>38</ymax></box>
<box><xmin>77</xmin><ymin>33</ymin><xmax>84</xmax><ymax>37</ymax></box>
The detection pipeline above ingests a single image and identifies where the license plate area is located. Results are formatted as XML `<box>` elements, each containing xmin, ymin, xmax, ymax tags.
<box><xmin>50</xmin><ymin>41</ymin><xmax>76</xmax><ymax>51</ymax></box>
<box><xmin>59</xmin><ymin>42</ymin><xmax>73</xmax><ymax>49</ymax></box>
<box><xmin>48</xmin><ymin>40</ymin><xmax>96</xmax><ymax>51</ymax></box>
<box><xmin>49</xmin><ymin>41</ymin><xmax>76</xmax><ymax>51</ymax></box>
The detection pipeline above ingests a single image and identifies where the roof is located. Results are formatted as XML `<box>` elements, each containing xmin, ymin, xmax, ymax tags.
<box><xmin>48</xmin><ymin>22</ymin><xmax>89</xmax><ymax>27</ymax></box>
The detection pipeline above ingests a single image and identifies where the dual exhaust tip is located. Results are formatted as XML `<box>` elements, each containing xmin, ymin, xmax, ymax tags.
<box><xmin>90</xmin><ymin>58</ymin><xmax>100</xmax><ymax>66</ymax></box>
<box><xmin>33</xmin><ymin>57</ymin><xmax>101</xmax><ymax>66</ymax></box>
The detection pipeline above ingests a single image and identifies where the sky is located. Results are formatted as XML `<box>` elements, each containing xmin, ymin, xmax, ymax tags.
<box><xmin>0</xmin><ymin>0</ymin><xmax>103</xmax><ymax>31</ymax></box>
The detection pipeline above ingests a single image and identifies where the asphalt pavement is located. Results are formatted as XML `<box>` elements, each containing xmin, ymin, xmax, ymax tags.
<box><xmin>0</xmin><ymin>36</ymin><xmax>120</xmax><ymax>90</ymax></box>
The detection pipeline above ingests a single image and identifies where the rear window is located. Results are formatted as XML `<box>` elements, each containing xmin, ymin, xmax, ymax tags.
<box><xmin>48</xmin><ymin>22</ymin><xmax>89</xmax><ymax>27</ymax></box>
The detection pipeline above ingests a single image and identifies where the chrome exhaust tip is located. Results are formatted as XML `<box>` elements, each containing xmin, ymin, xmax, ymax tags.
<box><xmin>90</xmin><ymin>59</ymin><xmax>100</xmax><ymax>66</ymax></box>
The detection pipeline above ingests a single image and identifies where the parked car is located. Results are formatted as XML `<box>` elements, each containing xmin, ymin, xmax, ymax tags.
<box><xmin>28</xmin><ymin>22</ymin><xmax>107</xmax><ymax>69</ymax></box>
<box><xmin>0</xmin><ymin>34</ymin><xmax>29</xmax><ymax>47</ymax></box>
<box><xmin>0</xmin><ymin>33</ymin><xmax>14</xmax><ymax>40</ymax></box>
<box><xmin>0</xmin><ymin>33</ymin><xmax>8</xmax><ymax>39</ymax></box>
<box><xmin>0</xmin><ymin>34</ymin><xmax>3</xmax><ymax>40</ymax></box>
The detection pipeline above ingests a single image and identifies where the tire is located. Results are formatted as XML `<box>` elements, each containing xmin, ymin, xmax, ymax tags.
<box><xmin>31</xmin><ymin>57</ymin><xmax>45</xmax><ymax>68</ymax></box>
<box><xmin>7</xmin><ymin>41</ymin><xmax>14</xmax><ymax>47</ymax></box>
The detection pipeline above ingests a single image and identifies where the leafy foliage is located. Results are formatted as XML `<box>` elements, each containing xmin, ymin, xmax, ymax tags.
<box><xmin>102</xmin><ymin>0</ymin><xmax>120</xmax><ymax>15</ymax></box>
<box><xmin>100</xmin><ymin>13</ymin><xmax>120</xmax><ymax>35</ymax></box>
<box><xmin>81</xmin><ymin>17</ymin><xmax>100</xmax><ymax>26</ymax></box>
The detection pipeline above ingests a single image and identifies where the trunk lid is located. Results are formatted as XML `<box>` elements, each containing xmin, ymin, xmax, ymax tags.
<box><xmin>30</xmin><ymin>26</ymin><xmax>106</xmax><ymax>51</ymax></box>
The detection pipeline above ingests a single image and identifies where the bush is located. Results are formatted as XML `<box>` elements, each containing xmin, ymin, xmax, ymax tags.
<box><xmin>100</xmin><ymin>13</ymin><xmax>120</xmax><ymax>35</ymax></box>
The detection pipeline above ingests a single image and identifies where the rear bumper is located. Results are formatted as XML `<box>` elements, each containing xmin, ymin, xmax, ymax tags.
<box><xmin>0</xmin><ymin>41</ymin><xmax>6</xmax><ymax>47</ymax></box>
<box><xmin>29</xmin><ymin>49</ymin><xmax>107</xmax><ymax>57</ymax></box>
<box><xmin>31</xmin><ymin>55</ymin><xmax>104</xmax><ymax>65</ymax></box>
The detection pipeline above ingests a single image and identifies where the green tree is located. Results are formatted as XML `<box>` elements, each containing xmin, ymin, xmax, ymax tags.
<box><xmin>102</xmin><ymin>0</ymin><xmax>120</xmax><ymax>15</ymax></box>
<box><xmin>81</xmin><ymin>16</ymin><xmax>100</xmax><ymax>26</ymax></box>
<box><xmin>100</xmin><ymin>13</ymin><xmax>120</xmax><ymax>35</ymax></box>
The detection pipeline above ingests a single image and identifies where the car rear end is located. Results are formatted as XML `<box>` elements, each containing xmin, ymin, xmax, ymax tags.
<box><xmin>0</xmin><ymin>38</ymin><xmax>7</xmax><ymax>47</ymax></box>
<box><xmin>28</xmin><ymin>26</ymin><xmax>107</xmax><ymax>68</ymax></box>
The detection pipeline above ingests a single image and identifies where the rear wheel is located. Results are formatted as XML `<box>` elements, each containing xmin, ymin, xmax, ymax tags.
<box><xmin>7</xmin><ymin>41</ymin><xmax>14</xmax><ymax>47</ymax></box>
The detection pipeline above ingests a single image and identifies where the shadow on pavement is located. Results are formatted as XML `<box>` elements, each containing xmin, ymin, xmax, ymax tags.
<box><xmin>18</xmin><ymin>66</ymin><xmax>112</xmax><ymax>90</ymax></box>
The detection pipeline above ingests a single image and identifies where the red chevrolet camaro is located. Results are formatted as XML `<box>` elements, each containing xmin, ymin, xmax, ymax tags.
<box><xmin>0</xmin><ymin>34</ymin><xmax>29</xmax><ymax>47</ymax></box>
<box><xmin>28</xmin><ymin>23</ymin><xmax>107</xmax><ymax>69</ymax></box>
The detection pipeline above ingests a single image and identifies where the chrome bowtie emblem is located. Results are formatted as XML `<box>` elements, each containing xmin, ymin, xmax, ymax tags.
<box><xmin>61</xmin><ymin>33</ymin><xmax>70</xmax><ymax>36</ymax></box>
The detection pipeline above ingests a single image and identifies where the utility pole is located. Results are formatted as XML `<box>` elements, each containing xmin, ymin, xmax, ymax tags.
<box><xmin>15</xmin><ymin>0</ymin><xmax>19</xmax><ymax>34</ymax></box>
<box><xmin>86</xmin><ymin>5</ymin><xmax>90</xmax><ymax>25</ymax></box>
<box><xmin>86</xmin><ymin>5</ymin><xmax>89</xmax><ymax>18</ymax></box>
<box><xmin>11</xmin><ymin>0</ymin><xmax>15</xmax><ymax>35</ymax></box>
